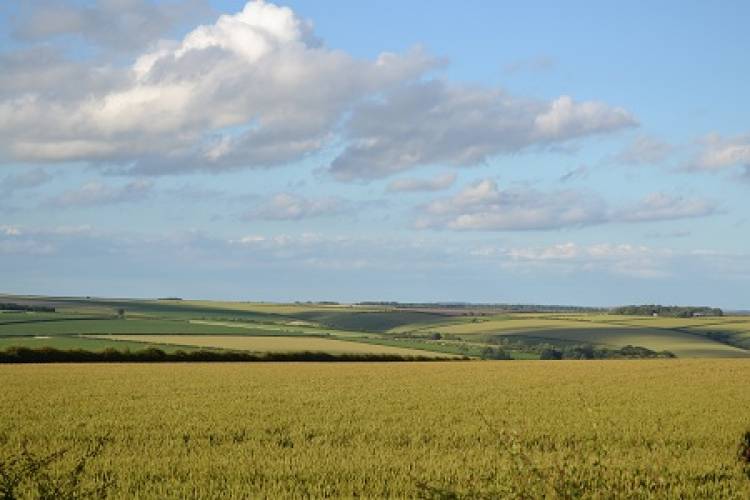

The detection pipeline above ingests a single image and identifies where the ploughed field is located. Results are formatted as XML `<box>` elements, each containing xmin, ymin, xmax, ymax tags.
<box><xmin>2</xmin><ymin>360</ymin><xmax>750</xmax><ymax>498</ymax></box>
<box><xmin>1</xmin><ymin>295</ymin><xmax>750</xmax><ymax>358</ymax></box>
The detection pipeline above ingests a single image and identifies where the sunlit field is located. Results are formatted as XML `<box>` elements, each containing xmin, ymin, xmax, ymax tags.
<box><xmin>87</xmin><ymin>334</ymin><xmax>458</xmax><ymax>357</ymax></box>
<box><xmin>2</xmin><ymin>360</ymin><xmax>750</xmax><ymax>498</ymax></box>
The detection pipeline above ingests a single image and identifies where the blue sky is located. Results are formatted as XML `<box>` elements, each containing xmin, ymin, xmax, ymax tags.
<box><xmin>1</xmin><ymin>0</ymin><xmax>748</xmax><ymax>307</ymax></box>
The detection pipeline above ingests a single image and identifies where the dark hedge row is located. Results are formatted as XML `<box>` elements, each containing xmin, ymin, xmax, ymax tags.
<box><xmin>0</xmin><ymin>302</ymin><xmax>56</xmax><ymax>313</ymax></box>
<box><xmin>540</xmin><ymin>344</ymin><xmax>676</xmax><ymax>360</ymax></box>
<box><xmin>0</xmin><ymin>347</ymin><xmax>457</xmax><ymax>363</ymax></box>
<box><xmin>610</xmin><ymin>305</ymin><xmax>723</xmax><ymax>317</ymax></box>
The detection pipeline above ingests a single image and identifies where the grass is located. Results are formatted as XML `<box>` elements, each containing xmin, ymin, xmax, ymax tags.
<box><xmin>0</xmin><ymin>318</ymin><xmax>256</xmax><ymax>336</ymax></box>
<box><xmin>1</xmin><ymin>360</ymin><xmax>749</xmax><ymax>497</ymax></box>
<box><xmin>86</xmin><ymin>335</ymin><xmax>459</xmax><ymax>357</ymax></box>
<box><xmin>0</xmin><ymin>312</ymin><xmax>95</xmax><ymax>324</ymax></box>
<box><xmin>294</xmin><ymin>310</ymin><xmax>451</xmax><ymax>332</ymax></box>
<box><xmin>0</xmin><ymin>337</ymin><xmax>229</xmax><ymax>353</ymax></box>
<box><xmin>432</xmin><ymin>317</ymin><xmax>614</xmax><ymax>335</ymax></box>
<box><xmin>0</xmin><ymin>336</ymin><xmax>213</xmax><ymax>352</ymax></box>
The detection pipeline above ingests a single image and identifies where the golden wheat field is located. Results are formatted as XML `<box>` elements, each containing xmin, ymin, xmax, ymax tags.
<box><xmin>2</xmin><ymin>360</ymin><xmax>750</xmax><ymax>498</ymax></box>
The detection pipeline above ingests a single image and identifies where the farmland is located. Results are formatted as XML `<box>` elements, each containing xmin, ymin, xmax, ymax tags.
<box><xmin>2</xmin><ymin>361</ymin><xmax>750</xmax><ymax>497</ymax></box>
<box><xmin>1</xmin><ymin>295</ymin><xmax>750</xmax><ymax>359</ymax></box>
<box><xmin>2</xmin><ymin>296</ymin><xmax>750</xmax><ymax>497</ymax></box>
<box><xmin>87</xmin><ymin>335</ymin><xmax>459</xmax><ymax>357</ymax></box>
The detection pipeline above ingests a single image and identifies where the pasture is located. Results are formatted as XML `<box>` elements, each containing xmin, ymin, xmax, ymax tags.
<box><xmin>1</xmin><ymin>361</ymin><xmax>749</xmax><ymax>498</ymax></box>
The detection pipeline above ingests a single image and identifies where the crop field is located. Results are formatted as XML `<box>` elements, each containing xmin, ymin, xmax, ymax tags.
<box><xmin>87</xmin><ymin>335</ymin><xmax>458</xmax><ymax>357</ymax></box>
<box><xmin>2</xmin><ymin>360</ymin><xmax>750</xmax><ymax>498</ymax></box>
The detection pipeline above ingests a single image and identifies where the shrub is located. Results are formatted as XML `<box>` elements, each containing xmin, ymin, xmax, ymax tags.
<box><xmin>540</xmin><ymin>348</ymin><xmax>563</xmax><ymax>360</ymax></box>
<box><xmin>0</xmin><ymin>347</ymin><xmax>461</xmax><ymax>364</ymax></box>
<box><xmin>480</xmin><ymin>347</ymin><xmax>512</xmax><ymax>360</ymax></box>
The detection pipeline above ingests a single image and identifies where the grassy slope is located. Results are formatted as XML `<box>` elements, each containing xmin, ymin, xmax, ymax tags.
<box><xmin>293</xmin><ymin>310</ymin><xmax>451</xmax><ymax>332</ymax></box>
<box><xmin>0</xmin><ymin>336</ymin><xmax>212</xmax><ymax>352</ymax></box>
<box><xmin>422</xmin><ymin>314</ymin><xmax>750</xmax><ymax>358</ymax></box>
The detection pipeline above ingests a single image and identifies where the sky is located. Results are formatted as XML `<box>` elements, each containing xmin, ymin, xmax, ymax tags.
<box><xmin>1</xmin><ymin>0</ymin><xmax>749</xmax><ymax>307</ymax></box>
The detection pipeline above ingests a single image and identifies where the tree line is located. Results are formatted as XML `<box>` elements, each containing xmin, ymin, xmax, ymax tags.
<box><xmin>540</xmin><ymin>344</ymin><xmax>676</xmax><ymax>360</ymax></box>
<box><xmin>0</xmin><ymin>302</ymin><xmax>55</xmax><ymax>313</ymax></box>
<box><xmin>610</xmin><ymin>305</ymin><xmax>723</xmax><ymax>317</ymax></box>
<box><xmin>0</xmin><ymin>347</ymin><xmax>461</xmax><ymax>364</ymax></box>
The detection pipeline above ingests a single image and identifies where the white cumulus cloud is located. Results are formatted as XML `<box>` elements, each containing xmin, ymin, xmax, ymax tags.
<box><xmin>0</xmin><ymin>1</ymin><xmax>436</xmax><ymax>174</ymax></box>
<box><xmin>0</xmin><ymin>1</ymin><xmax>636</xmax><ymax>181</ymax></box>
<box><xmin>329</xmin><ymin>81</ymin><xmax>636</xmax><ymax>180</ymax></box>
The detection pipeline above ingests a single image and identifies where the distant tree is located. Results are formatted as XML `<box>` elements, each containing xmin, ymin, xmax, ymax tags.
<box><xmin>540</xmin><ymin>348</ymin><xmax>563</xmax><ymax>360</ymax></box>
<box><xmin>564</xmin><ymin>344</ymin><xmax>595</xmax><ymax>360</ymax></box>
<box><xmin>117</xmin><ymin>308</ymin><xmax>125</xmax><ymax>319</ymax></box>
<box><xmin>480</xmin><ymin>346</ymin><xmax>512</xmax><ymax>360</ymax></box>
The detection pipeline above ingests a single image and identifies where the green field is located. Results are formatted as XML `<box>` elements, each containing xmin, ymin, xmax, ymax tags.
<box><xmin>0</xmin><ymin>336</ymin><xmax>214</xmax><ymax>352</ymax></box>
<box><xmin>1</xmin><ymin>361</ymin><xmax>749</xmax><ymax>498</ymax></box>
<box><xmin>0</xmin><ymin>318</ymin><xmax>251</xmax><ymax>336</ymax></box>
<box><xmin>293</xmin><ymin>310</ymin><xmax>451</xmax><ymax>332</ymax></box>
<box><xmin>1</xmin><ymin>296</ymin><xmax>749</xmax><ymax>359</ymax></box>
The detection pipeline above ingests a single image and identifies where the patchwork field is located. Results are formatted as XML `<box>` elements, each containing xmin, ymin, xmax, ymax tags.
<box><xmin>2</xmin><ymin>361</ymin><xmax>749</xmax><ymax>498</ymax></box>
<box><xmin>1</xmin><ymin>295</ymin><xmax>749</xmax><ymax>359</ymax></box>
<box><xmin>87</xmin><ymin>335</ymin><xmax>458</xmax><ymax>357</ymax></box>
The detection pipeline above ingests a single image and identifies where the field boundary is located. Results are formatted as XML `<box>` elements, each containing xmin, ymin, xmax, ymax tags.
<box><xmin>0</xmin><ymin>347</ymin><xmax>466</xmax><ymax>363</ymax></box>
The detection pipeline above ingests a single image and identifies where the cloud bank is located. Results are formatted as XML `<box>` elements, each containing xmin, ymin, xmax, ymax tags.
<box><xmin>0</xmin><ymin>1</ymin><xmax>636</xmax><ymax>181</ymax></box>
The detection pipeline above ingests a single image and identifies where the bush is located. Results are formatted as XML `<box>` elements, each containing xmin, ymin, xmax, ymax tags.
<box><xmin>480</xmin><ymin>347</ymin><xmax>512</xmax><ymax>360</ymax></box>
<box><xmin>540</xmin><ymin>348</ymin><xmax>563</xmax><ymax>360</ymax></box>
<box><xmin>0</xmin><ymin>347</ymin><xmax>462</xmax><ymax>364</ymax></box>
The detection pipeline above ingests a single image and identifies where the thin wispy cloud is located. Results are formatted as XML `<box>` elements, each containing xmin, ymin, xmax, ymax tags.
<box><xmin>387</xmin><ymin>172</ymin><xmax>457</xmax><ymax>192</ymax></box>
<box><xmin>242</xmin><ymin>193</ymin><xmax>350</xmax><ymax>221</ymax></box>
<box><xmin>612</xmin><ymin>135</ymin><xmax>673</xmax><ymax>166</ymax></box>
<box><xmin>686</xmin><ymin>133</ymin><xmax>750</xmax><ymax>175</ymax></box>
<box><xmin>45</xmin><ymin>180</ymin><xmax>153</xmax><ymax>208</ymax></box>
<box><xmin>415</xmin><ymin>179</ymin><xmax>718</xmax><ymax>231</ymax></box>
